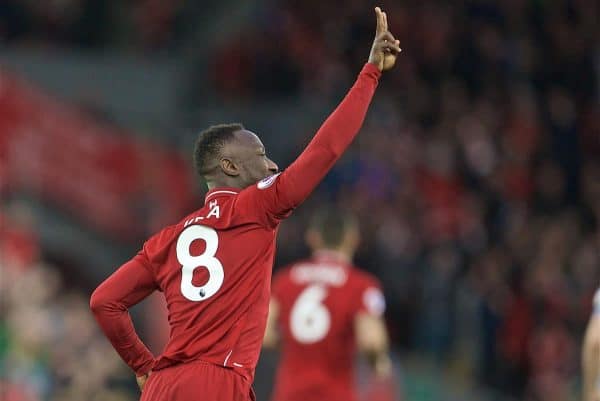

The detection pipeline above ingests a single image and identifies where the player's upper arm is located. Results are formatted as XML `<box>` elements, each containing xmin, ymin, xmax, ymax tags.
<box><xmin>583</xmin><ymin>315</ymin><xmax>600</xmax><ymax>356</ymax></box>
<box><xmin>90</xmin><ymin>250</ymin><xmax>158</xmax><ymax>312</ymax></box>
<box><xmin>355</xmin><ymin>312</ymin><xmax>389</xmax><ymax>354</ymax></box>
<box><xmin>353</xmin><ymin>279</ymin><xmax>388</xmax><ymax>353</ymax></box>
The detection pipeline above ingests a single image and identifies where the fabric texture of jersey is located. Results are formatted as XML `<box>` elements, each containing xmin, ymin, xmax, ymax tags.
<box><xmin>270</xmin><ymin>252</ymin><xmax>385</xmax><ymax>401</ymax></box>
<box><xmin>89</xmin><ymin>63</ymin><xmax>381</xmax><ymax>389</ymax></box>
<box><xmin>140</xmin><ymin>360</ymin><xmax>255</xmax><ymax>401</ymax></box>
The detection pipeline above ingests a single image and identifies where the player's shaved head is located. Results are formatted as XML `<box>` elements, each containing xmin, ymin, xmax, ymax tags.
<box><xmin>194</xmin><ymin>123</ymin><xmax>244</xmax><ymax>176</ymax></box>
<box><xmin>194</xmin><ymin>123</ymin><xmax>279</xmax><ymax>190</ymax></box>
<box><xmin>308</xmin><ymin>208</ymin><xmax>359</xmax><ymax>249</ymax></box>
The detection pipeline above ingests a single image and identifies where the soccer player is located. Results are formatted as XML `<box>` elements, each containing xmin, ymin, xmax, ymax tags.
<box><xmin>583</xmin><ymin>288</ymin><xmax>600</xmax><ymax>401</ymax></box>
<box><xmin>90</xmin><ymin>7</ymin><xmax>401</xmax><ymax>401</ymax></box>
<box><xmin>263</xmin><ymin>209</ymin><xmax>391</xmax><ymax>401</ymax></box>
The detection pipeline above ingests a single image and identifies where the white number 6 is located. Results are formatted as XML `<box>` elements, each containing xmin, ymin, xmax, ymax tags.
<box><xmin>290</xmin><ymin>285</ymin><xmax>331</xmax><ymax>343</ymax></box>
<box><xmin>177</xmin><ymin>225</ymin><xmax>224</xmax><ymax>301</ymax></box>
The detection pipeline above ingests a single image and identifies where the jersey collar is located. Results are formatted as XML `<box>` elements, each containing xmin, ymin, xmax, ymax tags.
<box><xmin>313</xmin><ymin>250</ymin><xmax>352</xmax><ymax>264</ymax></box>
<box><xmin>205</xmin><ymin>187</ymin><xmax>241</xmax><ymax>202</ymax></box>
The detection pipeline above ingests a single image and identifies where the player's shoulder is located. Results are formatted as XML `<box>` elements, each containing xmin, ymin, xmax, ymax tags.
<box><xmin>347</xmin><ymin>265</ymin><xmax>386</xmax><ymax>316</ymax></box>
<box><xmin>235</xmin><ymin>173</ymin><xmax>283</xmax><ymax>200</ymax></box>
<box><xmin>148</xmin><ymin>222</ymin><xmax>178</xmax><ymax>243</ymax></box>
<box><xmin>347</xmin><ymin>265</ymin><xmax>382</xmax><ymax>289</ymax></box>
<box><xmin>145</xmin><ymin>208</ymin><xmax>204</xmax><ymax>248</ymax></box>
<box><xmin>255</xmin><ymin>173</ymin><xmax>282</xmax><ymax>191</ymax></box>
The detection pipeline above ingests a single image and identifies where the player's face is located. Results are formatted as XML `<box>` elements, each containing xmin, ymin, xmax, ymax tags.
<box><xmin>229</xmin><ymin>130</ymin><xmax>279</xmax><ymax>187</ymax></box>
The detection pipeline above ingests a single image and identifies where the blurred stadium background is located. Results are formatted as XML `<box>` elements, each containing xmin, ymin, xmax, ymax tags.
<box><xmin>0</xmin><ymin>1</ymin><xmax>598</xmax><ymax>400</ymax></box>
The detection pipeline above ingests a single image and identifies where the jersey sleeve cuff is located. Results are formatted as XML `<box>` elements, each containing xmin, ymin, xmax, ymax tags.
<box><xmin>135</xmin><ymin>357</ymin><xmax>157</xmax><ymax>376</ymax></box>
<box><xmin>362</xmin><ymin>62</ymin><xmax>383</xmax><ymax>81</ymax></box>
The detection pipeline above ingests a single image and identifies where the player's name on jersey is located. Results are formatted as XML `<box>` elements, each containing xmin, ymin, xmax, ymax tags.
<box><xmin>184</xmin><ymin>200</ymin><xmax>221</xmax><ymax>227</ymax></box>
<box><xmin>291</xmin><ymin>264</ymin><xmax>348</xmax><ymax>286</ymax></box>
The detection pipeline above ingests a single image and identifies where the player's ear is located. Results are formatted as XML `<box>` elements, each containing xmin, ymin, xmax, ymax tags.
<box><xmin>220</xmin><ymin>158</ymin><xmax>240</xmax><ymax>176</ymax></box>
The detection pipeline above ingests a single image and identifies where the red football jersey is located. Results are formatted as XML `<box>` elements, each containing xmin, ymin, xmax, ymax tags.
<box><xmin>271</xmin><ymin>252</ymin><xmax>386</xmax><ymax>401</ymax></box>
<box><xmin>90</xmin><ymin>64</ymin><xmax>381</xmax><ymax>383</ymax></box>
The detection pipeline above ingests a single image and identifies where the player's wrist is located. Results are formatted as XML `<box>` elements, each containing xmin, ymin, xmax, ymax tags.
<box><xmin>363</xmin><ymin>62</ymin><xmax>383</xmax><ymax>79</ymax></box>
<box><xmin>135</xmin><ymin>358</ymin><xmax>156</xmax><ymax>377</ymax></box>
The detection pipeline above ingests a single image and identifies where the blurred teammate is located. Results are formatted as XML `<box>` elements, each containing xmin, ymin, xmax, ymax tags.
<box><xmin>90</xmin><ymin>7</ymin><xmax>401</xmax><ymax>401</ymax></box>
<box><xmin>264</xmin><ymin>209</ymin><xmax>392</xmax><ymax>401</ymax></box>
<box><xmin>583</xmin><ymin>288</ymin><xmax>600</xmax><ymax>401</ymax></box>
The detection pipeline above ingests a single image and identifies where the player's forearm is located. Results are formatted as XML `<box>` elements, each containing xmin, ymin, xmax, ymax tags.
<box><xmin>366</xmin><ymin>349</ymin><xmax>392</xmax><ymax>378</ymax></box>
<box><xmin>90</xmin><ymin>289</ymin><xmax>156</xmax><ymax>376</ymax></box>
<box><xmin>355</xmin><ymin>312</ymin><xmax>391</xmax><ymax>377</ymax></box>
<box><xmin>90</xmin><ymin>258</ymin><xmax>158</xmax><ymax>376</ymax></box>
<box><xmin>362</xmin><ymin>329</ymin><xmax>392</xmax><ymax>378</ymax></box>
<box><xmin>279</xmin><ymin>63</ymin><xmax>381</xmax><ymax>207</ymax></box>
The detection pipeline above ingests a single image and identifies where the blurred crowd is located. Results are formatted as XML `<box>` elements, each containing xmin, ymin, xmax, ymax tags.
<box><xmin>0</xmin><ymin>205</ymin><xmax>136</xmax><ymax>401</ymax></box>
<box><xmin>1</xmin><ymin>0</ymin><xmax>599</xmax><ymax>400</ymax></box>
<box><xmin>211</xmin><ymin>1</ymin><xmax>599</xmax><ymax>400</ymax></box>
<box><xmin>0</xmin><ymin>0</ymin><xmax>187</xmax><ymax>50</ymax></box>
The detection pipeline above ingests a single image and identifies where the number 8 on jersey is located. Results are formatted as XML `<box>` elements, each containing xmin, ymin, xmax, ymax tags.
<box><xmin>177</xmin><ymin>225</ymin><xmax>224</xmax><ymax>301</ymax></box>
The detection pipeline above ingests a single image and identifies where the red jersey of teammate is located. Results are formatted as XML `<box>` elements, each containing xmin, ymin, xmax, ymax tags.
<box><xmin>90</xmin><ymin>63</ymin><xmax>381</xmax><ymax>384</ymax></box>
<box><xmin>270</xmin><ymin>251</ymin><xmax>386</xmax><ymax>401</ymax></box>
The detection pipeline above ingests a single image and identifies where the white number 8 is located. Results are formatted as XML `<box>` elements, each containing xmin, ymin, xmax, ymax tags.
<box><xmin>177</xmin><ymin>225</ymin><xmax>224</xmax><ymax>301</ymax></box>
<box><xmin>290</xmin><ymin>285</ymin><xmax>331</xmax><ymax>343</ymax></box>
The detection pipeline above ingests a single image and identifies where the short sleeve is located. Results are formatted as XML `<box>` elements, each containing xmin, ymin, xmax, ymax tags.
<box><xmin>593</xmin><ymin>288</ymin><xmax>600</xmax><ymax>315</ymax></box>
<box><xmin>354</xmin><ymin>276</ymin><xmax>386</xmax><ymax>317</ymax></box>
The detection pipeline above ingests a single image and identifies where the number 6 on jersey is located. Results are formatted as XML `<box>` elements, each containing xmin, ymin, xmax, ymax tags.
<box><xmin>177</xmin><ymin>225</ymin><xmax>224</xmax><ymax>301</ymax></box>
<box><xmin>290</xmin><ymin>285</ymin><xmax>331</xmax><ymax>343</ymax></box>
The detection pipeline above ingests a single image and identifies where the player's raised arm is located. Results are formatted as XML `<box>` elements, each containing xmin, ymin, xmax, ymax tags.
<box><xmin>240</xmin><ymin>7</ymin><xmax>401</xmax><ymax>224</ymax></box>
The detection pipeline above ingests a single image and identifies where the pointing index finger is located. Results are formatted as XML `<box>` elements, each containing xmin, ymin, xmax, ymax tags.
<box><xmin>375</xmin><ymin>7</ymin><xmax>384</xmax><ymax>35</ymax></box>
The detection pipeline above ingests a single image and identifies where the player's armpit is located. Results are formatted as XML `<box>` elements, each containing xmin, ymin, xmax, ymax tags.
<box><xmin>355</xmin><ymin>313</ymin><xmax>392</xmax><ymax>378</ymax></box>
<box><xmin>90</xmin><ymin>254</ymin><xmax>158</xmax><ymax>376</ymax></box>
<box><xmin>263</xmin><ymin>298</ymin><xmax>280</xmax><ymax>349</ymax></box>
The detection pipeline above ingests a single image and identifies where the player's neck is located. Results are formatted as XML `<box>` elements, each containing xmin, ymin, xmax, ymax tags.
<box><xmin>313</xmin><ymin>249</ymin><xmax>352</xmax><ymax>264</ymax></box>
<box><xmin>206</xmin><ymin>177</ymin><xmax>246</xmax><ymax>191</ymax></box>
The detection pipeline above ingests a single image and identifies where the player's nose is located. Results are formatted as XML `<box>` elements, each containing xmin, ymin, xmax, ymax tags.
<box><xmin>268</xmin><ymin>158</ymin><xmax>279</xmax><ymax>173</ymax></box>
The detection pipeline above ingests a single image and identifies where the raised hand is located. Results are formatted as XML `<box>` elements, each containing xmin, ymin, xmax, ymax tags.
<box><xmin>368</xmin><ymin>7</ymin><xmax>401</xmax><ymax>72</ymax></box>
